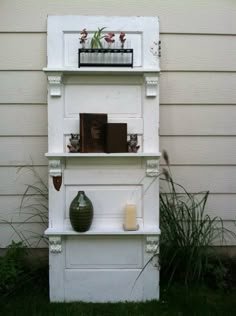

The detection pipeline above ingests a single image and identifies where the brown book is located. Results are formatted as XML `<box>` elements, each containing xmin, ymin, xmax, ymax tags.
<box><xmin>80</xmin><ymin>113</ymin><xmax>107</xmax><ymax>153</ymax></box>
<box><xmin>105</xmin><ymin>123</ymin><xmax>128</xmax><ymax>153</ymax></box>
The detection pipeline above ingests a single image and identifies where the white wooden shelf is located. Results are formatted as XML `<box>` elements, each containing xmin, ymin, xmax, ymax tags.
<box><xmin>45</xmin><ymin>227</ymin><xmax>161</xmax><ymax>236</ymax></box>
<box><xmin>45</xmin><ymin>15</ymin><xmax>160</xmax><ymax>302</ymax></box>
<box><xmin>43</xmin><ymin>67</ymin><xmax>161</xmax><ymax>74</ymax></box>
<box><xmin>46</xmin><ymin>152</ymin><xmax>161</xmax><ymax>158</ymax></box>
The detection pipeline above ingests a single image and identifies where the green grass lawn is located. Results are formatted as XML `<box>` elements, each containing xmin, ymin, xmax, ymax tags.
<box><xmin>1</xmin><ymin>276</ymin><xmax>236</xmax><ymax>316</ymax></box>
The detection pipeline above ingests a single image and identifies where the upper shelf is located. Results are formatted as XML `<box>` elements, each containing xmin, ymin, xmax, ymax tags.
<box><xmin>44</xmin><ymin>67</ymin><xmax>160</xmax><ymax>97</ymax></box>
<box><xmin>43</xmin><ymin>67</ymin><xmax>161</xmax><ymax>74</ymax></box>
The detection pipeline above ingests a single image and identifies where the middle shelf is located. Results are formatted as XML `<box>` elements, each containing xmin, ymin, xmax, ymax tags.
<box><xmin>46</xmin><ymin>152</ymin><xmax>161</xmax><ymax>158</ymax></box>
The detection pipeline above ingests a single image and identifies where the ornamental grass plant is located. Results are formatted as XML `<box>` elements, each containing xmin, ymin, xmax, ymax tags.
<box><xmin>160</xmin><ymin>150</ymin><xmax>227</xmax><ymax>287</ymax></box>
<box><xmin>0</xmin><ymin>166</ymin><xmax>49</xmax><ymax>296</ymax></box>
<box><xmin>2</xmin><ymin>166</ymin><xmax>49</xmax><ymax>249</ymax></box>
<box><xmin>17</xmin><ymin>166</ymin><xmax>48</xmax><ymax>248</ymax></box>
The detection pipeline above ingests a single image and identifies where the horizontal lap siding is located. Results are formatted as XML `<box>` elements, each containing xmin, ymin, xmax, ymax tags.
<box><xmin>0</xmin><ymin>167</ymin><xmax>48</xmax><ymax>195</ymax></box>
<box><xmin>160</xmin><ymin>137</ymin><xmax>236</xmax><ymax>165</ymax></box>
<box><xmin>0</xmin><ymin>34</ymin><xmax>46</xmax><ymax>70</ymax></box>
<box><xmin>160</xmin><ymin>72</ymin><xmax>236</xmax><ymax>104</ymax></box>
<box><xmin>160</xmin><ymin>105</ymin><xmax>236</xmax><ymax>136</ymax></box>
<box><xmin>0</xmin><ymin>0</ymin><xmax>235</xmax><ymax>246</ymax></box>
<box><xmin>204</xmin><ymin>195</ymin><xmax>236</xmax><ymax>220</ymax></box>
<box><xmin>1</xmin><ymin>71</ymin><xmax>236</xmax><ymax>105</ymax></box>
<box><xmin>160</xmin><ymin>166</ymin><xmax>236</xmax><ymax>194</ymax></box>
<box><xmin>161</xmin><ymin>34</ymin><xmax>236</xmax><ymax>72</ymax></box>
<box><xmin>0</xmin><ymin>72</ymin><xmax>47</xmax><ymax>104</ymax></box>
<box><xmin>0</xmin><ymin>195</ymin><xmax>48</xmax><ymax>222</ymax></box>
<box><xmin>0</xmin><ymin>223</ymin><xmax>48</xmax><ymax>248</ymax></box>
<box><xmin>1</xmin><ymin>33</ymin><xmax>236</xmax><ymax>71</ymax></box>
<box><xmin>0</xmin><ymin>137</ymin><xmax>48</xmax><ymax>165</ymax></box>
<box><xmin>0</xmin><ymin>0</ymin><xmax>235</xmax><ymax>34</ymax></box>
<box><xmin>0</xmin><ymin>104</ymin><xmax>47</xmax><ymax>136</ymax></box>
<box><xmin>0</xmin><ymin>166</ymin><xmax>48</xmax><ymax>246</ymax></box>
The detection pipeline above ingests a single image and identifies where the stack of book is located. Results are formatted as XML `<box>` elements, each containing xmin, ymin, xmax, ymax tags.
<box><xmin>80</xmin><ymin>113</ymin><xmax>128</xmax><ymax>153</ymax></box>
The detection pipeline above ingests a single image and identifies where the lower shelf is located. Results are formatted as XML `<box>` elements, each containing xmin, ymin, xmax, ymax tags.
<box><xmin>45</xmin><ymin>226</ymin><xmax>160</xmax><ymax>236</ymax></box>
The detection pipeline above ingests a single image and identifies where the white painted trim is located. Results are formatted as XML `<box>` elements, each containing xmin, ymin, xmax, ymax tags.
<box><xmin>46</xmin><ymin>152</ymin><xmax>161</xmax><ymax>158</ymax></box>
<box><xmin>44</xmin><ymin>67</ymin><xmax>160</xmax><ymax>73</ymax></box>
<box><xmin>45</xmin><ymin>227</ymin><xmax>161</xmax><ymax>236</ymax></box>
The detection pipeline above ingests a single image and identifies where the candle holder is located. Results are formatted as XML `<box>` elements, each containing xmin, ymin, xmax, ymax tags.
<box><xmin>123</xmin><ymin>203</ymin><xmax>139</xmax><ymax>231</ymax></box>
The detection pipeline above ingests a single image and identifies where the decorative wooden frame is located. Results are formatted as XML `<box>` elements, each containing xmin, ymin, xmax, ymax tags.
<box><xmin>44</xmin><ymin>15</ymin><xmax>161</xmax><ymax>303</ymax></box>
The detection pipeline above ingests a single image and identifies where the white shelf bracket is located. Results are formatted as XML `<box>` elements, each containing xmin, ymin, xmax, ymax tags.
<box><xmin>49</xmin><ymin>236</ymin><xmax>62</xmax><ymax>253</ymax></box>
<box><xmin>144</xmin><ymin>74</ymin><xmax>159</xmax><ymax>97</ymax></box>
<box><xmin>49</xmin><ymin>159</ymin><xmax>62</xmax><ymax>177</ymax></box>
<box><xmin>146</xmin><ymin>236</ymin><xmax>159</xmax><ymax>253</ymax></box>
<box><xmin>146</xmin><ymin>159</ymin><xmax>159</xmax><ymax>177</ymax></box>
<box><xmin>48</xmin><ymin>73</ymin><xmax>63</xmax><ymax>97</ymax></box>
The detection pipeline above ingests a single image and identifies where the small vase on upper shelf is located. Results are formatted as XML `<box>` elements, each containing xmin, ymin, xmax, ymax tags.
<box><xmin>69</xmin><ymin>191</ymin><xmax>94</xmax><ymax>232</ymax></box>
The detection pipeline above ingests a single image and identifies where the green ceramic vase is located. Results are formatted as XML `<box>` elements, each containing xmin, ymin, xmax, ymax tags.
<box><xmin>69</xmin><ymin>191</ymin><xmax>94</xmax><ymax>232</ymax></box>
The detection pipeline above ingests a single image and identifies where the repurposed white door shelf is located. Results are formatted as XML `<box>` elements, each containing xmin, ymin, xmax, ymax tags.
<box><xmin>44</xmin><ymin>15</ymin><xmax>161</xmax><ymax>303</ymax></box>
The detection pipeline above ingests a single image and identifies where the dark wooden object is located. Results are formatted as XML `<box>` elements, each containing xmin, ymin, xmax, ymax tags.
<box><xmin>105</xmin><ymin>123</ymin><xmax>128</xmax><ymax>153</ymax></box>
<box><xmin>80</xmin><ymin>113</ymin><xmax>107</xmax><ymax>153</ymax></box>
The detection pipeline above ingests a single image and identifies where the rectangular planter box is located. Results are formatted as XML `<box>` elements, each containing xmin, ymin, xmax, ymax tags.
<box><xmin>78</xmin><ymin>48</ymin><xmax>133</xmax><ymax>67</ymax></box>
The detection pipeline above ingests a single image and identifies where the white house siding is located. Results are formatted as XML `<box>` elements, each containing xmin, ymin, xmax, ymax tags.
<box><xmin>0</xmin><ymin>0</ymin><xmax>235</xmax><ymax>247</ymax></box>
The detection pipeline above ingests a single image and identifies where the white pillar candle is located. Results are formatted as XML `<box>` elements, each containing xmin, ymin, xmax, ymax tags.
<box><xmin>124</xmin><ymin>204</ymin><xmax>138</xmax><ymax>231</ymax></box>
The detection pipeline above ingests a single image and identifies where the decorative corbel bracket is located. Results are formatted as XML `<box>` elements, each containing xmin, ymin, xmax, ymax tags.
<box><xmin>49</xmin><ymin>236</ymin><xmax>62</xmax><ymax>253</ymax></box>
<box><xmin>48</xmin><ymin>73</ymin><xmax>63</xmax><ymax>97</ymax></box>
<box><xmin>144</xmin><ymin>74</ymin><xmax>159</xmax><ymax>97</ymax></box>
<box><xmin>49</xmin><ymin>159</ymin><xmax>62</xmax><ymax>191</ymax></box>
<box><xmin>146</xmin><ymin>236</ymin><xmax>159</xmax><ymax>254</ymax></box>
<box><xmin>146</xmin><ymin>159</ymin><xmax>159</xmax><ymax>177</ymax></box>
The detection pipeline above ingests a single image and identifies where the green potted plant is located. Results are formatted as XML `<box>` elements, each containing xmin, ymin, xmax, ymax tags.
<box><xmin>78</xmin><ymin>28</ymin><xmax>133</xmax><ymax>67</ymax></box>
<box><xmin>90</xmin><ymin>27</ymin><xmax>106</xmax><ymax>48</ymax></box>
